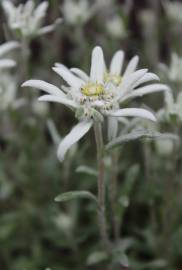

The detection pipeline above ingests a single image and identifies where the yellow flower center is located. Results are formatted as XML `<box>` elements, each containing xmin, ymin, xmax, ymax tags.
<box><xmin>81</xmin><ymin>83</ymin><xmax>105</xmax><ymax>96</ymax></box>
<box><xmin>104</xmin><ymin>73</ymin><xmax>122</xmax><ymax>86</ymax></box>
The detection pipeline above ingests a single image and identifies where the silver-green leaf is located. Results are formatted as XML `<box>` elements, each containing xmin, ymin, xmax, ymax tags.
<box><xmin>87</xmin><ymin>251</ymin><xmax>108</xmax><ymax>266</ymax></box>
<box><xmin>106</xmin><ymin>129</ymin><xmax>178</xmax><ymax>150</ymax></box>
<box><xmin>55</xmin><ymin>191</ymin><xmax>98</xmax><ymax>204</ymax></box>
<box><xmin>76</xmin><ymin>165</ymin><xmax>98</xmax><ymax>176</ymax></box>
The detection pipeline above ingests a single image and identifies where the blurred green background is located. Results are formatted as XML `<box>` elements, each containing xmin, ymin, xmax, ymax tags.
<box><xmin>1</xmin><ymin>1</ymin><xmax>182</xmax><ymax>270</ymax></box>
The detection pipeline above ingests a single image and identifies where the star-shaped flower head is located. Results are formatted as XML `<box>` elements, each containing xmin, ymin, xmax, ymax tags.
<box><xmin>22</xmin><ymin>46</ymin><xmax>169</xmax><ymax>161</ymax></box>
<box><xmin>164</xmin><ymin>0</ymin><xmax>182</xmax><ymax>24</ymax></box>
<box><xmin>62</xmin><ymin>0</ymin><xmax>110</xmax><ymax>26</ymax></box>
<box><xmin>2</xmin><ymin>0</ymin><xmax>62</xmax><ymax>39</ymax></box>
<box><xmin>160</xmin><ymin>53</ymin><xmax>182</xmax><ymax>84</ymax></box>
<box><xmin>158</xmin><ymin>88</ymin><xmax>182</xmax><ymax>124</ymax></box>
<box><xmin>62</xmin><ymin>0</ymin><xmax>91</xmax><ymax>25</ymax></box>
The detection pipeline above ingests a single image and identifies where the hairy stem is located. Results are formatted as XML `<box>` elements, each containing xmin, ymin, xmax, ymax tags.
<box><xmin>94</xmin><ymin>122</ymin><xmax>111</xmax><ymax>253</ymax></box>
<box><xmin>110</xmin><ymin>150</ymin><xmax>120</xmax><ymax>242</ymax></box>
<box><xmin>21</xmin><ymin>38</ymin><xmax>30</xmax><ymax>82</ymax></box>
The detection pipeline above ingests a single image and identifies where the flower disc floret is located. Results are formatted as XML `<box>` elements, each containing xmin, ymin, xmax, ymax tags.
<box><xmin>81</xmin><ymin>82</ymin><xmax>105</xmax><ymax>96</ymax></box>
<box><xmin>104</xmin><ymin>72</ymin><xmax>122</xmax><ymax>86</ymax></box>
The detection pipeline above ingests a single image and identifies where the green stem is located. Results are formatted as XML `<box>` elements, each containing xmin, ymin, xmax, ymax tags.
<box><xmin>110</xmin><ymin>150</ymin><xmax>120</xmax><ymax>242</ymax></box>
<box><xmin>21</xmin><ymin>38</ymin><xmax>30</xmax><ymax>82</ymax></box>
<box><xmin>20</xmin><ymin>38</ymin><xmax>33</xmax><ymax>106</ymax></box>
<box><xmin>94</xmin><ymin>122</ymin><xmax>111</xmax><ymax>253</ymax></box>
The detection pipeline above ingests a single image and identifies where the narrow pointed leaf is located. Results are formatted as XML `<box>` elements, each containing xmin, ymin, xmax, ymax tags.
<box><xmin>55</xmin><ymin>191</ymin><xmax>98</xmax><ymax>204</ymax></box>
<box><xmin>76</xmin><ymin>165</ymin><xmax>98</xmax><ymax>176</ymax></box>
<box><xmin>106</xmin><ymin>129</ymin><xmax>178</xmax><ymax>150</ymax></box>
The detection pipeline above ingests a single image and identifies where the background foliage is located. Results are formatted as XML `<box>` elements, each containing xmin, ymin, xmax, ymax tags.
<box><xmin>0</xmin><ymin>0</ymin><xmax>182</xmax><ymax>270</ymax></box>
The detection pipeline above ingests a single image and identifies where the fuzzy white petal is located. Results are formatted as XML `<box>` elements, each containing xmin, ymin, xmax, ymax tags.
<box><xmin>37</xmin><ymin>18</ymin><xmax>62</xmax><ymax>36</ymax></box>
<box><xmin>37</xmin><ymin>25</ymin><xmax>55</xmax><ymax>35</ymax></box>
<box><xmin>110</xmin><ymin>50</ymin><xmax>124</xmax><ymax>75</ymax></box>
<box><xmin>0</xmin><ymin>59</ymin><xmax>16</xmax><ymax>69</ymax></box>
<box><xmin>24</xmin><ymin>0</ymin><xmax>35</xmax><ymax>14</ymax></box>
<box><xmin>57</xmin><ymin>120</ymin><xmax>93</xmax><ymax>161</ymax></box>
<box><xmin>38</xmin><ymin>95</ymin><xmax>78</xmax><ymax>108</ymax></box>
<box><xmin>119</xmin><ymin>69</ymin><xmax>148</xmax><ymax>100</ymax></box>
<box><xmin>123</xmin><ymin>55</ymin><xmax>139</xmax><ymax>77</ymax></box>
<box><xmin>54</xmin><ymin>63</ymin><xmax>69</xmax><ymax>71</ymax></box>
<box><xmin>2</xmin><ymin>1</ymin><xmax>15</xmax><ymax>18</ymax></box>
<box><xmin>53</xmin><ymin>67</ymin><xmax>84</xmax><ymax>89</ymax></box>
<box><xmin>90</xmin><ymin>46</ymin><xmax>105</xmax><ymax>83</ymax></box>
<box><xmin>122</xmin><ymin>69</ymin><xmax>148</xmax><ymax>88</ymax></box>
<box><xmin>133</xmin><ymin>73</ymin><xmax>160</xmax><ymax>88</ymax></box>
<box><xmin>22</xmin><ymin>79</ymin><xmax>66</xmax><ymax>97</ymax></box>
<box><xmin>34</xmin><ymin>1</ymin><xmax>48</xmax><ymax>18</ymax></box>
<box><xmin>108</xmin><ymin>117</ymin><xmax>118</xmax><ymax>140</ymax></box>
<box><xmin>0</xmin><ymin>41</ymin><xmax>20</xmax><ymax>57</ymax></box>
<box><xmin>117</xmin><ymin>117</ymin><xmax>130</xmax><ymax>125</ymax></box>
<box><xmin>70</xmin><ymin>68</ymin><xmax>89</xmax><ymax>82</ymax></box>
<box><xmin>122</xmin><ymin>84</ymin><xmax>169</xmax><ymax>101</ymax></box>
<box><xmin>109</xmin><ymin>108</ymin><xmax>156</xmax><ymax>122</ymax></box>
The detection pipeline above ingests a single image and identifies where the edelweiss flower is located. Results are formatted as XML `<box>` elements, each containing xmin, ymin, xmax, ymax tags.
<box><xmin>160</xmin><ymin>53</ymin><xmax>182</xmax><ymax>83</ymax></box>
<box><xmin>164</xmin><ymin>0</ymin><xmax>182</xmax><ymax>24</ymax></box>
<box><xmin>106</xmin><ymin>15</ymin><xmax>126</xmax><ymax>39</ymax></box>
<box><xmin>62</xmin><ymin>0</ymin><xmax>92</xmax><ymax>25</ymax></box>
<box><xmin>155</xmin><ymin>138</ymin><xmax>174</xmax><ymax>157</ymax></box>
<box><xmin>22</xmin><ymin>46</ymin><xmax>169</xmax><ymax>161</ymax></box>
<box><xmin>2</xmin><ymin>0</ymin><xmax>62</xmax><ymax>38</ymax></box>
<box><xmin>62</xmin><ymin>0</ymin><xmax>113</xmax><ymax>26</ymax></box>
<box><xmin>0</xmin><ymin>41</ymin><xmax>19</xmax><ymax>70</ymax></box>
<box><xmin>158</xmin><ymin>90</ymin><xmax>182</xmax><ymax>123</ymax></box>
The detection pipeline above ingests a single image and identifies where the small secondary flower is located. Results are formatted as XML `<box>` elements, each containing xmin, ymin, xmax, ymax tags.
<box><xmin>106</xmin><ymin>15</ymin><xmax>126</xmax><ymax>39</ymax></box>
<box><xmin>2</xmin><ymin>0</ymin><xmax>62</xmax><ymax>39</ymax></box>
<box><xmin>62</xmin><ymin>0</ymin><xmax>107</xmax><ymax>25</ymax></box>
<box><xmin>62</xmin><ymin>0</ymin><xmax>91</xmax><ymax>25</ymax></box>
<box><xmin>160</xmin><ymin>53</ymin><xmax>182</xmax><ymax>83</ymax></box>
<box><xmin>158</xmin><ymin>90</ymin><xmax>182</xmax><ymax>123</ymax></box>
<box><xmin>164</xmin><ymin>0</ymin><xmax>182</xmax><ymax>24</ymax></box>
